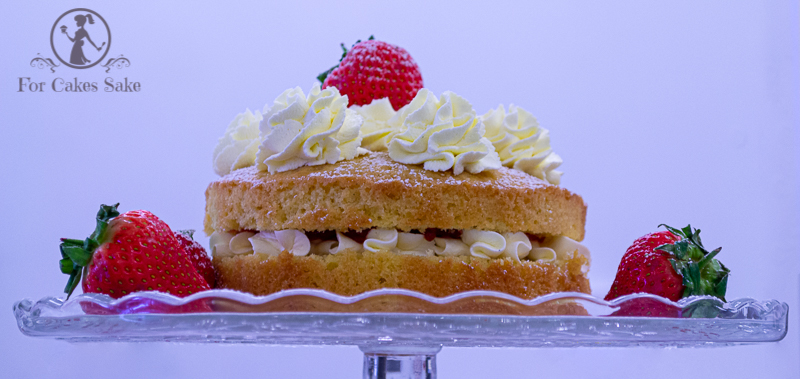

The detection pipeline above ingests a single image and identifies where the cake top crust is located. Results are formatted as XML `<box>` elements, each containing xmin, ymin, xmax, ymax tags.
<box><xmin>205</xmin><ymin>152</ymin><xmax>586</xmax><ymax>240</ymax></box>
<box><xmin>219</xmin><ymin>151</ymin><xmax>553</xmax><ymax>190</ymax></box>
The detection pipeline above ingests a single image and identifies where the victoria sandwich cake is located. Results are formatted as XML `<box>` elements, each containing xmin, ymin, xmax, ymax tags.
<box><xmin>204</xmin><ymin>39</ymin><xmax>591</xmax><ymax>299</ymax></box>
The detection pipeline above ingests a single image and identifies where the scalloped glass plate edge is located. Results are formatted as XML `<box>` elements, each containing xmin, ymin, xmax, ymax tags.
<box><xmin>14</xmin><ymin>289</ymin><xmax>788</xmax><ymax>347</ymax></box>
<box><xmin>13</xmin><ymin>288</ymin><xmax>789</xmax><ymax>319</ymax></box>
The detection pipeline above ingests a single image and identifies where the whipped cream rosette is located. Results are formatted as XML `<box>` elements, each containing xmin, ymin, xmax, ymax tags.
<box><xmin>350</xmin><ymin>98</ymin><xmax>400</xmax><ymax>151</ymax></box>
<box><xmin>249</xmin><ymin>230</ymin><xmax>311</xmax><ymax>257</ymax></box>
<box><xmin>362</xmin><ymin>229</ymin><xmax>437</xmax><ymax>257</ymax></box>
<box><xmin>310</xmin><ymin>232</ymin><xmax>363</xmax><ymax>255</ymax></box>
<box><xmin>212</xmin><ymin>109</ymin><xmax>263</xmax><ymax>176</ymax></box>
<box><xmin>482</xmin><ymin>105</ymin><xmax>563</xmax><ymax>184</ymax></box>
<box><xmin>255</xmin><ymin>85</ymin><xmax>367</xmax><ymax>174</ymax></box>
<box><xmin>209</xmin><ymin>230</ymin><xmax>312</xmax><ymax>257</ymax></box>
<box><xmin>387</xmin><ymin>89</ymin><xmax>501</xmax><ymax>175</ymax></box>
<box><xmin>460</xmin><ymin>230</ymin><xmax>533</xmax><ymax>263</ymax></box>
<box><xmin>352</xmin><ymin>90</ymin><xmax>456</xmax><ymax>152</ymax></box>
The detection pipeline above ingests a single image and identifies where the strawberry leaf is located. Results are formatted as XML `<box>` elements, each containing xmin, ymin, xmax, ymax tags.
<box><xmin>681</xmin><ymin>298</ymin><xmax>722</xmax><ymax>318</ymax></box>
<box><xmin>59</xmin><ymin>258</ymin><xmax>73</xmax><ymax>274</ymax></box>
<box><xmin>655</xmin><ymin>242</ymin><xmax>676</xmax><ymax>252</ymax></box>
<box><xmin>64</xmin><ymin>271</ymin><xmax>81</xmax><ymax>297</ymax></box>
<box><xmin>177</xmin><ymin>229</ymin><xmax>196</xmax><ymax>240</ymax></box>
<box><xmin>715</xmin><ymin>272</ymin><xmax>729</xmax><ymax>299</ymax></box>
<box><xmin>61</xmin><ymin>245</ymin><xmax>92</xmax><ymax>267</ymax></box>
<box><xmin>681</xmin><ymin>225</ymin><xmax>693</xmax><ymax>239</ymax></box>
<box><xmin>693</xmin><ymin>228</ymin><xmax>703</xmax><ymax>247</ymax></box>
<box><xmin>59</xmin><ymin>203</ymin><xmax>120</xmax><ymax>299</ymax></box>
<box><xmin>60</xmin><ymin>238</ymin><xmax>84</xmax><ymax>247</ymax></box>
<box><xmin>697</xmin><ymin>246</ymin><xmax>722</xmax><ymax>267</ymax></box>
<box><xmin>660</xmin><ymin>224</ymin><xmax>730</xmax><ymax>302</ymax></box>
<box><xmin>658</xmin><ymin>224</ymin><xmax>684</xmax><ymax>237</ymax></box>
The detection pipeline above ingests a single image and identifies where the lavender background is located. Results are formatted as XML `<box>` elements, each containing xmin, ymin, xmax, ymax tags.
<box><xmin>1</xmin><ymin>1</ymin><xmax>798</xmax><ymax>377</ymax></box>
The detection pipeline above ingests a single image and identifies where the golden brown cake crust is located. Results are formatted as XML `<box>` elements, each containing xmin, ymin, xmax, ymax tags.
<box><xmin>213</xmin><ymin>251</ymin><xmax>590</xmax><ymax>300</ymax></box>
<box><xmin>204</xmin><ymin>152</ymin><xmax>586</xmax><ymax>240</ymax></box>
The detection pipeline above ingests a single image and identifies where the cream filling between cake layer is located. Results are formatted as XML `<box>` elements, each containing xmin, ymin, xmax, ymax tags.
<box><xmin>210</xmin><ymin>229</ymin><xmax>591</xmax><ymax>272</ymax></box>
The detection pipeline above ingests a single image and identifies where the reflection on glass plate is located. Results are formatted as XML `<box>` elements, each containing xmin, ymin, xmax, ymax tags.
<box><xmin>14</xmin><ymin>289</ymin><xmax>788</xmax><ymax>347</ymax></box>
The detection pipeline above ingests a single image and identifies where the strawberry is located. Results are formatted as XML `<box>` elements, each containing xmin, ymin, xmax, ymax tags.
<box><xmin>605</xmin><ymin>224</ymin><xmax>730</xmax><ymax>317</ymax></box>
<box><xmin>174</xmin><ymin>229</ymin><xmax>215</xmax><ymax>288</ymax></box>
<box><xmin>59</xmin><ymin>204</ymin><xmax>211</xmax><ymax>300</ymax></box>
<box><xmin>610</xmin><ymin>296</ymin><xmax>684</xmax><ymax>318</ymax></box>
<box><xmin>318</xmin><ymin>36</ymin><xmax>423</xmax><ymax>110</ymax></box>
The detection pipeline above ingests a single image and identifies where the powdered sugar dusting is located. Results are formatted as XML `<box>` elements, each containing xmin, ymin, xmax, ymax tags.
<box><xmin>219</xmin><ymin>151</ymin><xmax>552</xmax><ymax>191</ymax></box>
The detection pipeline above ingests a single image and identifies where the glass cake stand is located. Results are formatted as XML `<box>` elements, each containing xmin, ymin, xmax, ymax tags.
<box><xmin>14</xmin><ymin>289</ymin><xmax>789</xmax><ymax>379</ymax></box>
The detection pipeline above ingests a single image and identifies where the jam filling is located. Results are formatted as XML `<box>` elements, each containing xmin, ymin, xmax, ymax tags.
<box><xmin>239</xmin><ymin>228</ymin><xmax>531</xmax><ymax>243</ymax></box>
<box><xmin>304</xmin><ymin>228</ymin><xmax>463</xmax><ymax>244</ymax></box>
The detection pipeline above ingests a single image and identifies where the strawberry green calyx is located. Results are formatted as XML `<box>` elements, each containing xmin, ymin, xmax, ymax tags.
<box><xmin>59</xmin><ymin>203</ymin><xmax>120</xmax><ymax>299</ymax></box>
<box><xmin>177</xmin><ymin>229</ymin><xmax>196</xmax><ymax>240</ymax></box>
<box><xmin>655</xmin><ymin>224</ymin><xmax>730</xmax><ymax>301</ymax></box>
<box><xmin>316</xmin><ymin>35</ymin><xmax>375</xmax><ymax>83</ymax></box>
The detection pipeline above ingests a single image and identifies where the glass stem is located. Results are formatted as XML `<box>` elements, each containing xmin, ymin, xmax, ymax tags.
<box><xmin>360</xmin><ymin>345</ymin><xmax>441</xmax><ymax>379</ymax></box>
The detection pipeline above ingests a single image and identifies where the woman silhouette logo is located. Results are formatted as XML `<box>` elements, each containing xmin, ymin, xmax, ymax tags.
<box><xmin>50</xmin><ymin>9</ymin><xmax>111</xmax><ymax>69</ymax></box>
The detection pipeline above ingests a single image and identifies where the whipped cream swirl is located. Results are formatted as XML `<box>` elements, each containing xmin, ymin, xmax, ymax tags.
<box><xmin>362</xmin><ymin>229</ymin><xmax>437</xmax><ymax>257</ymax></box>
<box><xmin>388</xmin><ymin>90</ymin><xmax>501</xmax><ymax>175</ymax></box>
<box><xmin>211</xmin><ymin>229</ymin><xmax>589</xmax><ymax>271</ymax></box>
<box><xmin>255</xmin><ymin>85</ymin><xmax>367</xmax><ymax>174</ymax></box>
<box><xmin>482</xmin><ymin>105</ymin><xmax>563</xmax><ymax>184</ymax></box>
<box><xmin>351</xmin><ymin>98</ymin><xmax>401</xmax><ymax>151</ymax></box>
<box><xmin>461</xmin><ymin>230</ymin><xmax>533</xmax><ymax>262</ymax></box>
<box><xmin>209</xmin><ymin>230</ymin><xmax>310</xmax><ymax>257</ymax></box>
<box><xmin>212</xmin><ymin>109</ymin><xmax>263</xmax><ymax>176</ymax></box>
<box><xmin>250</xmin><ymin>230</ymin><xmax>311</xmax><ymax>256</ymax></box>
<box><xmin>310</xmin><ymin>232</ymin><xmax>363</xmax><ymax>255</ymax></box>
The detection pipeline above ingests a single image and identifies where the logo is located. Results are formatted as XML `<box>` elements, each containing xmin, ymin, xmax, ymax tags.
<box><xmin>30</xmin><ymin>8</ymin><xmax>130</xmax><ymax>73</ymax></box>
<box><xmin>51</xmin><ymin>8</ymin><xmax>110</xmax><ymax>69</ymax></box>
<box><xmin>21</xmin><ymin>8</ymin><xmax>139</xmax><ymax>93</ymax></box>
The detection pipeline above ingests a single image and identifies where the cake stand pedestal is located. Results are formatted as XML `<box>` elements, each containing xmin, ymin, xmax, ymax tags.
<box><xmin>360</xmin><ymin>345</ymin><xmax>439</xmax><ymax>379</ymax></box>
<box><xmin>13</xmin><ymin>289</ymin><xmax>789</xmax><ymax>379</ymax></box>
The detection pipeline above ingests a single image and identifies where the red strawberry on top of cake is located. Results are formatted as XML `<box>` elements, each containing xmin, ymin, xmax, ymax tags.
<box><xmin>318</xmin><ymin>36</ymin><xmax>423</xmax><ymax>110</ymax></box>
